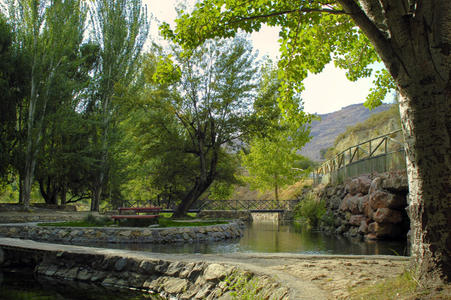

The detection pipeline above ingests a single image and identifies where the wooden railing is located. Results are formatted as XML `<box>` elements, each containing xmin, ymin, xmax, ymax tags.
<box><xmin>313</xmin><ymin>129</ymin><xmax>406</xmax><ymax>185</ymax></box>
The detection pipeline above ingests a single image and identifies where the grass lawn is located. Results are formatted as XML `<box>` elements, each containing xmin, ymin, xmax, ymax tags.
<box><xmin>38</xmin><ymin>214</ymin><xmax>227</xmax><ymax>228</ymax></box>
<box><xmin>348</xmin><ymin>270</ymin><xmax>451</xmax><ymax>300</ymax></box>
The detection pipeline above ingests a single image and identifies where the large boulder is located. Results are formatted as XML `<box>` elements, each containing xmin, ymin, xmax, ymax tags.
<box><xmin>345</xmin><ymin>176</ymin><xmax>372</xmax><ymax>195</ymax></box>
<box><xmin>381</xmin><ymin>172</ymin><xmax>408</xmax><ymax>192</ymax></box>
<box><xmin>368</xmin><ymin>177</ymin><xmax>382</xmax><ymax>195</ymax></box>
<box><xmin>358</xmin><ymin>220</ymin><xmax>369</xmax><ymax>234</ymax></box>
<box><xmin>349</xmin><ymin>214</ymin><xmax>366</xmax><ymax>226</ymax></box>
<box><xmin>369</xmin><ymin>190</ymin><xmax>405</xmax><ymax>209</ymax></box>
<box><xmin>340</xmin><ymin>193</ymin><xmax>363</xmax><ymax>214</ymax></box>
<box><xmin>373</xmin><ymin>208</ymin><xmax>403</xmax><ymax>224</ymax></box>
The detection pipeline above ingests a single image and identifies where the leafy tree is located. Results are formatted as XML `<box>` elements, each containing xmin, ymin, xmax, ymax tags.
<box><xmin>241</xmin><ymin>63</ymin><xmax>310</xmax><ymax>200</ymax></box>
<box><xmin>88</xmin><ymin>0</ymin><xmax>148</xmax><ymax>211</ymax></box>
<box><xmin>138</xmin><ymin>37</ymin><xmax>260</xmax><ymax>217</ymax></box>
<box><xmin>208</xmin><ymin>181</ymin><xmax>235</xmax><ymax>201</ymax></box>
<box><xmin>0</xmin><ymin>15</ymin><xmax>28</xmax><ymax>184</ymax></box>
<box><xmin>241</xmin><ymin>132</ymin><xmax>306</xmax><ymax>201</ymax></box>
<box><xmin>5</xmin><ymin>0</ymin><xmax>88</xmax><ymax>206</ymax></box>
<box><xmin>162</xmin><ymin>0</ymin><xmax>451</xmax><ymax>283</ymax></box>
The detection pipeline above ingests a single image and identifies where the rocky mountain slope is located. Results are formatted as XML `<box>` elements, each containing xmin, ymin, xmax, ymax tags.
<box><xmin>300</xmin><ymin>103</ymin><xmax>393</xmax><ymax>161</ymax></box>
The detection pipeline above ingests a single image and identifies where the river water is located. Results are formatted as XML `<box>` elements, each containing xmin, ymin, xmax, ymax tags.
<box><xmin>90</xmin><ymin>221</ymin><xmax>409</xmax><ymax>256</ymax></box>
<box><xmin>0</xmin><ymin>271</ymin><xmax>159</xmax><ymax>299</ymax></box>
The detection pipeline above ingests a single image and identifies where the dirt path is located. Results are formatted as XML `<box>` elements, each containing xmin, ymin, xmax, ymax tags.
<box><xmin>177</xmin><ymin>252</ymin><xmax>409</xmax><ymax>299</ymax></box>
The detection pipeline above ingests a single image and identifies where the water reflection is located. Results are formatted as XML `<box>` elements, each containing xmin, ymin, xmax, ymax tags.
<box><xmin>80</xmin><ymin>221</ymin><xmax>408</xmax><ymax>256</ymax></box>
<box><xmin>0</xmin><ymin>271</ymin><xmax>157</xmax><ymax>300</ymax></box>
<box><xmin>239</xmin><ymin>222</ymin><xmax>408</xmax><ymax>255</ymax></box>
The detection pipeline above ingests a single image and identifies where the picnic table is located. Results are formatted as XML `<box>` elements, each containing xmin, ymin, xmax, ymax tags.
<box><xmin>111</xmin><ymin>206</ymin><xmax>161</xmax><ymax>222</ymax></box>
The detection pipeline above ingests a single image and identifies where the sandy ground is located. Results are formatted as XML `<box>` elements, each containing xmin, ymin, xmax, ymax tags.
<box><xmin>188</xmin><ymin>252</ymin><xmax>409</xmax><ymax>299</ymax></box>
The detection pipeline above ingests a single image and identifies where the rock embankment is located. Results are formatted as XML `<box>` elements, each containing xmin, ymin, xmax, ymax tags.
<box><xmin>318</xmin><ymin>171</ymin><xmax>409</xmax><ymax>240</ymax></box>
<box><xmin>0</xmin><ymin>238</ymin><xmax>290</xmax><ymax>299</ymax></box>
<box><xmin>0</xmin><ymin>221</ymin><xmax>244</xmax><ymax>244</ymax></box>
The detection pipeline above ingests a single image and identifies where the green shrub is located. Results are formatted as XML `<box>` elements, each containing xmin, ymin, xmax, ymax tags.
<box><xmin>319</xmin><ymin>211</ymin><xmax>335</xmax><ymax>228</ymax></box>
<box><xmin>83</xmin><ymin>214</ymin><xmax>113</xmax><ymax>226</ymax></box>
<box><xmin>294</xmin><ymin>193</ymin><xmax>326</xmax><ymax>228</ymax></box>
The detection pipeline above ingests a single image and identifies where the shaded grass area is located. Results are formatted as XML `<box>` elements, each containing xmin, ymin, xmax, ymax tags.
<box><xmin>348</xmin><ymin>270</ymin><xmax>451</xmax><ymax>300</ymax></box>
<box><xmin>158</xmin><ymin>218</ymin><xmax>227</xmax><ymax>228</ymax></box>
<box><xmin>38</xmin><ymin>213</ymin><xmax>227</xmax><ymax>228</ymax></box>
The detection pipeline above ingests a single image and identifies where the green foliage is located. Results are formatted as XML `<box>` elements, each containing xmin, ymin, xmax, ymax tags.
<box><xmin>224</xmin><ymin>272</ymin><xmax>263</xmax><ymax>300</ymax></box>
<box><xmin>4</xmin><ymin>0</ymin><xmax>90</xmax><ymax>205</ymax></box>
<box><xmin>348</xmin><ymin>270</ymin><xmax>419</xmax><ymax>300</ymax></box>
<box><xmin>87</xmin><ymin>0</ymin><xmax>149</xmax><ymax>211</ymax></box>
<box><xmin>125</xmin><ymin>37</ymin><xmax>261</xmax><ymax>216</ymax></box>
<box><xmin>240</xmin><ymin>63</ymin><xmax>311</xmax><ymax>200</ymax></box>
<box><xmin>0</xmin><ymin>15</ymin><xmax>28</xmax><ymax>182</ymax></box>
<box><xmin>158</xmin><ymin>217</ymin><xmax>227</xmax><ymax>227</ymax></box>
<box><xmin>208</xmin><ymin>181</ymin><xmax>235</xmax><ymax>201</ymax></box>
<box><xmin>161</xmin><ymin>0</ymin><xmax>391</xmax><ymax>124</ymax></box>
<box><xmin>294</xmin><ymin>193</ymin><xmax>326</xmax><ymax>228</ymax></box>
<box><xmin>241</xmin><ymin>132</ymin><xmax>307</xmax><ymax>201</ymax></box>
<box><xmin>38</xmin><ymin>215</ymin><xmax>226</xmax><ymax>228</ymax></box>
<box><xmin>365</xmin><ymin>69</ymin><xmax>397</xmax><ymax>109</ymax></box>
<box><xmin>39</xmin><ymin>214</ymin><xmax>113</xmax><ymax>227</ymax></box>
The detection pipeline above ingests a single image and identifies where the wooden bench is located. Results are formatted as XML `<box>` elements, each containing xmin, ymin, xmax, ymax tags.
<box><xmin>112</xmin><ymin>206</ymin><xmax>161</xmax><ymax>224</ymax></box>
<box><xmin>118</xmin><ymin>206</ymin><xmax>161</xmax><ymax>214</ymax></box>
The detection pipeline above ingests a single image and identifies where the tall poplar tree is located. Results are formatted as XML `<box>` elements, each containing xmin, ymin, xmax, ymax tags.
<box><xmin>88</xmin><ymin>0</ymin><xmax>148</xmax><ymax>211</ymax></box>
<box><xmin>5</xmin><ymin>0</ymin><xmax>87</xmax><ymax>206</ymax></box>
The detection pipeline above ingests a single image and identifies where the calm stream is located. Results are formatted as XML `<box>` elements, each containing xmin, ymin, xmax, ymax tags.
<box><xmin>87</xmin><ymin>221</ymin><xmax>409</xmax><ymax>256</ymax></box>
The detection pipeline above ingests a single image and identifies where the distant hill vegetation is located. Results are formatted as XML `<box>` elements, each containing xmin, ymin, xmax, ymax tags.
<box><xmin>300</xmin><ymin>103</ymin><xmax>394</xmax><ymax>161</ymax></box>
<box><xmin>325</xmin><ymin>104</ymin><xmax>401</xmax><ymax>159</ymax></box>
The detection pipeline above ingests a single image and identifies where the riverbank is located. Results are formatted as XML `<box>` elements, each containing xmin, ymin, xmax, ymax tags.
<box><xmin>0</xmin><ymin>237</ymin><xmax>409</xmax><ymax>299</ymax></box>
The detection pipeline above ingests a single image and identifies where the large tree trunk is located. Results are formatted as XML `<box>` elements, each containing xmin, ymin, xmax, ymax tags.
<box><xmin>399</xmin><ymin>84</ymin><xmax>451</xmax><ymax>282</ymax></box>
<box><xmin>339</xmin><ymin>0</ymin><xmax>451</xmax><ymax>283</ymax></box>
<box><xmin>392</xmin><ymin>5</ymin><xmax>450</xmax><ymax>282</ymax></box>
<box><xmin>173</xmin><ymin>179</ymin><xmax>212</xmax><ymax>218</ymax></box>
<box><xmin>91</xmin><ymin>183</ymin><xmax>102</xmax><ymax>212</ymax></box>
<box><xmin>38</xmin><ymin>177</ymin><xmax>58</xmax><ymax>205</ymax></box>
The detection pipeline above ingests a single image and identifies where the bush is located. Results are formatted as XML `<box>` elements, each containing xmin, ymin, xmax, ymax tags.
<box><xmin>294</xmin><ymin>193</ymin><xmax>326</xmax><ymax>228</ymax></box>
<box><xmin>83</xmin><ymin>214</ymin><xmax>113</xmax><ymax>226</ymax></box>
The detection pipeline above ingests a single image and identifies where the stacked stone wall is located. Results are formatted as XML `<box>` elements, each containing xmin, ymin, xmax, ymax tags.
<box><xmin>0</xmin><ymin>221</ymin><xmax>244</xmax><ymax>244</ymax></box>
<box><xmin>318</xmin><ymin>171</ymin><xmax>409</xmax><ymax>240</ymax></box>
<box><xmin>0</xmin><ymin>239</ymin><xmax>290</xmax><ymax>299</ymax></box>
<box><xmin>197</xmin><ymin>210</ymin><xmax>252</xmax><ymax>222</ymax></box>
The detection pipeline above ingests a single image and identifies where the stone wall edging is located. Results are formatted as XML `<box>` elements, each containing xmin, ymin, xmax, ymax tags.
<box><xmin>0</xmin><ymin>221</ymin><xmax>244</xmax><ymax>244</ymax></box>
<box><xmin>0</xmin><ymin>238</ymin><xmax>290</xmax><ymax>299</ymax></box>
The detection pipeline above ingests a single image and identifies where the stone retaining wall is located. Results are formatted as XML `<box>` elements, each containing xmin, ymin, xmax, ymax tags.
<box><xmin>0</xmin><ymin>221</ymin><xmax>244</xmax><ymax>244</ymax></box>
<box><xmin>251</xmin><ymin>212</ymin><xmax>281</xmax><ymax>222</ymax></box>
<box><xmin>197</xmin><ymin>210</ymin><xmax>252</xmax><ymax>222</ymax></box>
<box><xmin>0</xmin><ymin>238</ymin><xmax>290</xmax><ymax>299</ymax></box>
<box><xmin>318</xmin><ymin>171</ymin><xmax>409</xmax><ymax>240</ymax></box>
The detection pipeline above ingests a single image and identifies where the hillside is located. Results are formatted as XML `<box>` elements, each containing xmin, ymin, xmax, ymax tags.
<box><xmin>326</xmin><ymin>104</ymin><xmax>402</xmax><ymax>159</ymax></box>
<box><xmin>300</xmin><ymin>103</ymin><xmax>393</xmax><ymax>161</ymax></box>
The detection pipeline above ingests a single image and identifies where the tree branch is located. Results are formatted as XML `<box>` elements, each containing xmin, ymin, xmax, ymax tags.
<box><xmin>227</xmin><ymin>7</ymin><xmax>348</xmax><ymax>26</ymax></box>
<box><xmin>337</xmin><ymin>0</ymin><xmax>404</xmax><ymax>79</ymax></box>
